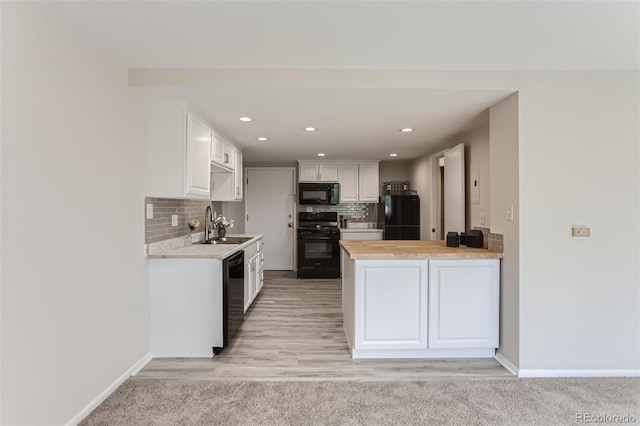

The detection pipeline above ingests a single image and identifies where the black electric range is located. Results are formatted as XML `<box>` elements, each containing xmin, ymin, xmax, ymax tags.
<box><xmin>297</xmin><ymin>212</ymin><xmax>340</xmax><ymax>279</ymax></box>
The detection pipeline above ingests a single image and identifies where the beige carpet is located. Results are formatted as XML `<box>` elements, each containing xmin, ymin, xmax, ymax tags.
<box><xmin>81</xmin><ymin>378</ymin><xmax>639</xmax><ymax>425</ymax></box>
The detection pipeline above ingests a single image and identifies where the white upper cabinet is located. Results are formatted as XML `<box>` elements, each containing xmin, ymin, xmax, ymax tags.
<box><xmin>211</xmin><ymin>132</ymin><xmax>225</xmax><ymax>166</ymax></box>
<box><xmin>148</xmin><ymin>101</ymin><xmax>212</xmax><ymax>200</ymax></box>
<box><xmin>185</xmin><ymin>112</ymin><xmax>212</xmax><ymax>197</ymax></box>
<box><xmin>223</xmin><ymin>142</ymin><xmax>235</xmax><ymax>171</ymax></box>
<box><xmin>298</xmin><ymin>162</ymin><xmax>339</xmax><ymax>182</ymax></box>
<box><xmin>338</xmin><ymin>162</ymin><xmax>380</xmax><ymax>203</ymax></box>
<box><xmin>339</xmin><ymin>164</ymin><xmax>359</xmax><ymax>202</ymax></box>
<box><xmin>234</xmin><ymin>148</ymin><xmax>243</xmax><ymax>200</ymax></box>
<box><xmin>211</xmin><ymin>146</ymin><xmax>243</xmax><ymax>202</ymax></box>
<box><xmin>299</xmin><ymin>164</ymin><xmax>320</xmax><ymax>182</ymax></box>
<box><xmin>358</xmin><ymin>163</ymin><xmax>380</xmax><ymax>202</ymax></box>
<box><xmin>318</xmin><ymin>164</ymin><xmax>339</xmax><ymax>181</ymax></box>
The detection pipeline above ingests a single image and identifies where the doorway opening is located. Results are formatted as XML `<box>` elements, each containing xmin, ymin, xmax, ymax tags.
<box><xmin>429</xmin><ymin>143</ymin><xmax>466</xmax><ymax>240</ymax></box>
<box><xmin>439</xmin><ymin>157</ymin><xmax>445</xmax><ymax>240</ymax></box>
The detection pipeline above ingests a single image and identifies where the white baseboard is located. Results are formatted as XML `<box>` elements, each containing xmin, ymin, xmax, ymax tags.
<box><xmin>518</xmin><ymin>369</ymin><xmax>640</xmax><ymax>378</ymax></box>
<box><xmin>494</xmin><ymin>352</ymin><xmax>519</xmax><ymax>376</ymax></box>
<box><xmin>65</xmin><ymin>351</ymin><xmax>152</xmax><ymax>426</ymax></box>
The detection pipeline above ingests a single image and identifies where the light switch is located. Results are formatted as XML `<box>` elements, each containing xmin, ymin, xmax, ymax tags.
<box><xmin>480</xmin><ymin>212</ymin><xmax>485</xmax><ymax>225</ymax></box>
<box><xmin>506</xmin><ymin>205</ymin><xmax>514</xmax><ymax>221</ymax></box>
<box><xmin>172</xmin><ymin>214</ymin><xmax>178</xmax><ymax>227</ymax></box>
<box><xmin>146</xmin><ymin>203</ymin><xmax>153</xmax><ymax>219</ymax></box>
<box><xmin>572</xmin><ymin>226</ymin><xmax>590</xmax><ymax>237</ymax></box>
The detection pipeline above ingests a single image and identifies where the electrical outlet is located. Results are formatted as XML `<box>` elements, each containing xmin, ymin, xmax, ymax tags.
<box><xmin>506</xmin><ymin>205</ymin><xmax>514</xmax><ymax>222</ymax></box>
<box><xmin>172</xmin><ymin>214</ymin><xmax>178</xmax><ymax>227</ymax></box>
<box><xmin>146</xmin><ymin>203</ymin><xmax>153</xmax><ymax>219</ymax></box>
<box><xmin>479</xmin><ymin>212</ymin><xmax>485</xmax><ymax>225</ymax></box>
<box><xmin>572</xmin><ymin>226</ymin><xmax>591</xmax><ymax>237</ymax></box>
<box><xmin>306</xmin><ymin>206</ymin><xmax>313</xmax><ymax>212</ymax></box>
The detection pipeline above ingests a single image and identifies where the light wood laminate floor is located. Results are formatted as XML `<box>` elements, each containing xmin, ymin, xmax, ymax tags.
<box><xmin>139</xmin><ymin>271</ymin><xmax>513</xmax><ymax>381</ymax></box>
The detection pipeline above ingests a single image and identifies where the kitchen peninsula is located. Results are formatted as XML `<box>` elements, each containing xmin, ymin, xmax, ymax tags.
<box><xmin>340</xmin><ymin>240</ymin><xmax>503</xmax><ymax>359</ymax></box>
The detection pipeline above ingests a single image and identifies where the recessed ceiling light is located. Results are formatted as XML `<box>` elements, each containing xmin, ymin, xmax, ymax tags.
<box><xmin>304</xmin><ymin>127</ymin><xmax>317</xmax><ymax>132</ymax></box>
<box><xmin>399</xmin><ymin>128</ymin><xmax>414</xmax><ymax>133</ymax></box>
<box><xmin>257</xmin><ymin>137</ymin><xmax>269</xmax><ymax>141</ymax></box>
<box><xmin>239</xmin><ymin>116</ymin><xmax>253</xmax><ymax>122</ymax></box>
<box><xmin>317</xmin><ymin>153</ymin><xmax>326</xmax><ymax>157</ymax></box>
<box><xmin>389</xmin><ymin>153</ymin><xmax>399</xmax><ymax>157</ymax></box>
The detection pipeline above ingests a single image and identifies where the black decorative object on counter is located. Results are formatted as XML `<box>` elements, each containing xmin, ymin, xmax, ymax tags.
<box><xmin>465</xmin><ymin>230</ymin><xmax>484</xmax><ymax>248</ymax></box>
<box><xmin>446</xmin><ymin>232</ymin><xmax>460</xmax><ymax>247</ymax></box>
<box><xmin>448</xmin><ymin>230</ymin><xmax>484</xmax><ymax>248</ymax></box>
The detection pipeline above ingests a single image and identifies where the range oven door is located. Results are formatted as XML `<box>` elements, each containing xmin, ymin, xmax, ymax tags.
<box><xmin>297</xmin><ymin>236</ymin><xmax>340</xmax><ymax>278</ymax></box>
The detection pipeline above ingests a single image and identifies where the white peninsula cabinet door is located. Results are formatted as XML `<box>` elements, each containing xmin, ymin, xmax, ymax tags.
<box><xmin>354</xmin><ymin>260</ymin><xmax>429</xmax><ymax>350</ymax></box>
<box><xmin>428</xmin><ymin>259</ymin><xmax>499</xmax><ymax>349</ymax></box>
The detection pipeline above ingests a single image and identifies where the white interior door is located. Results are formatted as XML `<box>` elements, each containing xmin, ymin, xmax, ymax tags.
<box><xmin>245</xmin><ymin>168</ymin><xmax>295</xmax><ymax>270</ymax></box>
<box><xmin>444</xmin><ymin>143</ymin><xmax>465</xmax><ymax>233</ymax></box>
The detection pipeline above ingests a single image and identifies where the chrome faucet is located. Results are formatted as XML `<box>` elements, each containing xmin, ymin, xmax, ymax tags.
<box><xmin>204</xmin><ymin>206</ymin><xmax>213</xmax><ymax>243</ymax></box>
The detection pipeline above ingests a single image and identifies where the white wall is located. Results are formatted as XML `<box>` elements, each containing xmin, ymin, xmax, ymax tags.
<box><xmin>221</xmin><ymin>201</ymin><xmax>245</xmax><ymax>234</ymax></box>
<box><xmin>517</xmin><ymin>73</ymin><xmax>639</xmax><ymax>372</ymax></box>
<box><xmin>379</xmin><ymin>160</ymin><xmax>412</xmax><ymax>184</ymax></box>
<box><xmin>489</xmin><ymin>94</ymin><xmax>520</xmax><ymax>368</ymax></box>
<box><xmin>1</xmin><ymin>3</ymin><xmax>150</xmax><ymax>424</ymax></box>
<box><xmin>464</xmin><ymin>124</ymin><xmax>491</xmax><ymax>230</ymax></box>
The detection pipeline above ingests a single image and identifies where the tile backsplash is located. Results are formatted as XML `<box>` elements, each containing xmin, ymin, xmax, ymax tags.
<box><xmin>298</xmin><ymin>203</ymin><xmax>377</xmax><ymax>222</ymax></box>
<box><xmin>145</xmin><ymin>197</ymin><xmax>222</xmax><ymax>244</ymax></box>
<box><xmin>488</xmin><ymin>232</ymin><xmax>504</xmax><ymax>253</ymax></box>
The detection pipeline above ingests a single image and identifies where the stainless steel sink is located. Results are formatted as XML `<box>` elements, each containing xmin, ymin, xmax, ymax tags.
<box><xmin>197</xmin><ymin>237</ymin><xmax>252</xmax><ymax>245</ymax></box>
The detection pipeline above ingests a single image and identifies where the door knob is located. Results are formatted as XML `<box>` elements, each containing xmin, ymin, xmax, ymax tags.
<box><xmin>288</xmin><ymin>222</ymin><xmax>293</xmax><ymax>228</ymax></box>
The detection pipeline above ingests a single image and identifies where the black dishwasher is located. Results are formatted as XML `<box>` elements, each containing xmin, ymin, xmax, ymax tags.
<box><xmin>214</xmin><ymin>250</ymin><xmax>244</xmax><ymax>355</ymax></box>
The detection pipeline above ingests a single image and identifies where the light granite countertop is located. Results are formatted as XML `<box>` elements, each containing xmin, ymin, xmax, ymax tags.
<box><xmin>340</xmin><ymin>240</ymin><xmax>503</xmax><ymax>260</ymax></box>
<box><xmin>147</xmin><ymin>234</ymin><xmax>263</xmax><ymax>260</ymax></box>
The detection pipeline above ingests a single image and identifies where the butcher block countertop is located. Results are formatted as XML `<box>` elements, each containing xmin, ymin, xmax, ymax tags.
<box><xmin>340</xmin><ymin>240</ymin><xmax>504</xmax><ymax>260</ymax></box>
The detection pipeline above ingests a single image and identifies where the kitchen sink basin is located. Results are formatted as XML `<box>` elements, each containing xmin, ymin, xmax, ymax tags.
<box><xmin>197</xmin><ymin>237</ymin><xmax>253</xmax><ymax>245</ymax></box>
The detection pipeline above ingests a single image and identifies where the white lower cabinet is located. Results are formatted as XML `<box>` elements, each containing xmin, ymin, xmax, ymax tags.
<box><xmin>354</xmin><ymin>260</ymin><xmax>429</xmax><ymax>350</ymax></box>
<box><xmin>428</xmin><ymin>259</ymin><xmax>500</xmax><ymax>349</ymax></box>
<box><xmin>149</xmin><ymin>258</ymin><xmax>223</xmax><ymax>358</ymax></box>
<box><xmin>342</xmin><ymin>257</ymin><xmax>500</xmax><ymax>358</ymax></box>
<box><xmin>244</xmin><ymin>239</ymin><xmax>264</xmax><ymax>312</ymax></box>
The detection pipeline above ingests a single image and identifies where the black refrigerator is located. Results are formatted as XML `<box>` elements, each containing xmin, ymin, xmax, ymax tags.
<box><xmin>378</xmin><ymin>195</ymin><xmax>420</xmax><ymax>240</ymax></box>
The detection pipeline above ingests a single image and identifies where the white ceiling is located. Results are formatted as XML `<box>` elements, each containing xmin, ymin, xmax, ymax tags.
<box><xmin>45</xmin><ymin>1</ymin><xmax>638</xmax><ymax>70</ymax></box>
<box><xmin>138</xmin><ymin>87</ymin><xmax>509</xmax><ymax>162</ymax></box>
<box><xmin>43</xmin><ymin>1</ymin><xmax>639</xmax><ymax>162</ymax></box>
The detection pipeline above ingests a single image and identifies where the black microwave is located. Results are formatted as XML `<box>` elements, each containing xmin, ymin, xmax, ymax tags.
<box><xmin>298</xmin><ymin>183</ymin><xmax>340</xmax><ymax>205</ymax></box>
